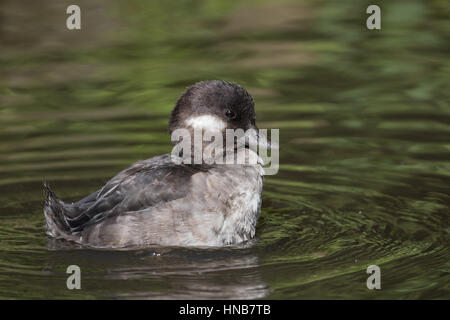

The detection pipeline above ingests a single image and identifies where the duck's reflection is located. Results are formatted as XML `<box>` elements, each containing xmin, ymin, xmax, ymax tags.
<box><xmin>46</xmin><ymin>241</ymin><xmax>269</xmax><ymax>299</ymax></box>
<box><xmin>105</xmin><ymin>248</ymin><xmax>269</xmax><ymax>299</ymax></box>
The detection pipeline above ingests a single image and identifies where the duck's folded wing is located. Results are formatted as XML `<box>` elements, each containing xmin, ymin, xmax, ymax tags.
<box><xmin>65</xmin><ymin>160</ymin><xmax>207</xmax><ymax>232</ymax></box>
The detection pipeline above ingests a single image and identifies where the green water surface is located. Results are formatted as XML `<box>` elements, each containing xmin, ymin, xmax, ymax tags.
<box><xmin>0</xmin><ymin>0</ymin><xmax>449</xmax><ymax>299</ymax></box>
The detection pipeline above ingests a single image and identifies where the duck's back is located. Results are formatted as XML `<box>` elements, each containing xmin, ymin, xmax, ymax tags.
<box><xmin>44</xmin><ymin>154</ymin><xmax>263</xmax><ymax>248</ymax></box>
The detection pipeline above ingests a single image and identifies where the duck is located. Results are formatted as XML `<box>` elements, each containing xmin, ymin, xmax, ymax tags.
<box><xmin>44</xmin><ymin>80</ymin><xmax>268</xmax><ymax>248</ymax></box>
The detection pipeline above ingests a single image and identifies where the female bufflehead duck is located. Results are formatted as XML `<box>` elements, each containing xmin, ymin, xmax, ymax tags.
<box><xmin>44</xmin><ymin>80</ymin><xmax>267</xmax><ymax>248</ymax></box>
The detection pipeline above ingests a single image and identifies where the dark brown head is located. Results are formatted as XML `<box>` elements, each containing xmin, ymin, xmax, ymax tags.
<box><xmin>169</xmin><ymin>80</ymin><xmax>257</xmax><ymax>135</ymax></box>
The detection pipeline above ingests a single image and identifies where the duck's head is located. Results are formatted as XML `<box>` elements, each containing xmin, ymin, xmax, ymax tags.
<box><xmin>169</xmin><ymin>80</ymin><xmax>277</xmax><ymax>169</ymax></box>
<box><xmin>169</xmin><ymin>80</ymin><xmax>256</xmax><ymax>133</ymax></box>
<box><xmin>169</xmin><ymin>81</ymin><xmax>269</xmax><ymax>151</ymax></box>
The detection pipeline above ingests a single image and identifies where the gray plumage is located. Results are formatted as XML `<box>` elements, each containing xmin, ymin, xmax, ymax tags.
<box><xmin>44</xmin><ymin>81</ymin><xmax>265</xmax><ymax>248</ymax></box>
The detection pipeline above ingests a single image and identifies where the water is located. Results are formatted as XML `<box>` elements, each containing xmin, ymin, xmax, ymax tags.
<box><xmin>0</xmin><ymin>0</ymin><xmax>449</xmax><ymax>299</ymax></box>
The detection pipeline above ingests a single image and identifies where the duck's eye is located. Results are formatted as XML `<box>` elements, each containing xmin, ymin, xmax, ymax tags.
<box><xmin>225</xmin><ymin>109</ymin><xmax>236</xmax><ymax>119</ymax></box>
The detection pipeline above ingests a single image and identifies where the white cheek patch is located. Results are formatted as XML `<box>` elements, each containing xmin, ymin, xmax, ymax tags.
<box><xmin>185</xmin><ymin>115</ymin><xmax>226</xmax><ymax>131</ymax></box>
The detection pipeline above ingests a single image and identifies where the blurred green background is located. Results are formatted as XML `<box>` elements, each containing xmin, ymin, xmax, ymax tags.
<box><xmin>0</xmin><ymin>0</ymin><xmax>449</xmax><ymax>299</ymax></box>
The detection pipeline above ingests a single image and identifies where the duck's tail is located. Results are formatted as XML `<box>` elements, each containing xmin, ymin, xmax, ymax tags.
<box><xmin>43</xmin><ymin>181</ymin><xmax>77</xmax><ymax>241</ymax></box>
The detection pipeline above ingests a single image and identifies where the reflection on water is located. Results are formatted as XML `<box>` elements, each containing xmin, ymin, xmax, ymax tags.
<box><xmin>0</xmin><ymin>0</ymin><xmax>449</xmax><ymax>299</ymax></box>
<box><xmin>43</xmin><ymin>246</ymin><xmax>269</xmax><ymax>299</ymax></box>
